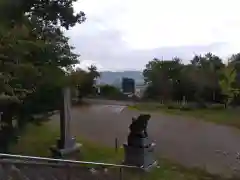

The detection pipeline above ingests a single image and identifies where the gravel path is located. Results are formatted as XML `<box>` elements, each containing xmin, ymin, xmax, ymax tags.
<box><xmin>50</xmin><ymin>103</ymin><xmax>240</xmax><ymax>178</ymax></box>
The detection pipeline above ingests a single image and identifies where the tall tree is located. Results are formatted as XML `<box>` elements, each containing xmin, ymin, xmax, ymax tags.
<box><xmin>143</xmin><ymin>58</ymin><xmax>183</xmax><ymax>101</ymax></box>
<box><xmin>0</xmin><ymin>0</ymin><xmax>86</xmax><ymax>151</ymax></box>
<box><xmin>143</xmin><ymin>53</ymin><xmax>224</xmax><ymax>104</ymax></box>
<box><xmin>190</xmin><ymin>53</ymin><xmax>224</xmax><ymax>102</ymax></box>
<box><xmin>69</xmin><ymin>66</ymin><xmax>100</xmax><ymax>98</ymax></box>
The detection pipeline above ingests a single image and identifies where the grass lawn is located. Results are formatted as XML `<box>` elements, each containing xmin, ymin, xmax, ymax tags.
<box><xmin>9</xmin><ymin>122</ymin><xmax>236</xmax><ymax>180</ymax></box>
<box><xmin>129</xmin><ymin>103</ymin><xmax>240</xmax><ymax>129</ymax></box>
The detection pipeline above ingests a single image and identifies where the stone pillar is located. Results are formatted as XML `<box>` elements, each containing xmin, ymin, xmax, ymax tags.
<box><xmin>50</xmin><ymin>87</ymin><xmax>81</xmax><ymax>159</ymax></box>
<box><xmin>60</xmin><ymin>87</ymin><xmax>71</xmax><ymax>148</ymax></box>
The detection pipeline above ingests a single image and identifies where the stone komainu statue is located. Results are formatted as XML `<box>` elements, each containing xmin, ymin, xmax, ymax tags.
<box><xmin>124</xmin><ymin>114</ymin><xmax>156</xmax><ymax>168</ymax></box>
<box><xmin>129</xmin><ymin>114</ymin><xmax>151</xmax><ymax>138</ymax></box>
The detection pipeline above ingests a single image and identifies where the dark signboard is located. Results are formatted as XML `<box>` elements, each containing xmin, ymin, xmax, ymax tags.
<box><xmin>122</xmin><ymin>77</ymin><xmax>135</xmax><ymax>94</ymax></box>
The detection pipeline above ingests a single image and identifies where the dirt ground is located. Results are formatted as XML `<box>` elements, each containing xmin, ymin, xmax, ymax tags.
<box><xmin>50</xmin><ymin>101</ymin><xmax>240</xmax><ymax>178</ymax></box>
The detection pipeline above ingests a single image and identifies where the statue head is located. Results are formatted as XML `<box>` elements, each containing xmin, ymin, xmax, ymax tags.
<box><xmin>129</xmin><ymin>114</ymin><xmax>151</xmax><ymax>137</ymax></box>
<box><xmin>137</xmin><ymin>114</ymin><xmax>151</xmax><ymax>121</ymax></box>
<box><xmin>132</xmin><ymin>114</ymin><xmax>151</xmax><ymax>122</ymax></box>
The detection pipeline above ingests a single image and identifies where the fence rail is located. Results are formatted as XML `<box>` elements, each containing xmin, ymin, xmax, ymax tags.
<box><xmin>0</xmin><ymin>153</ymin><xmax>144</xmax><ymax>180</ymax></box>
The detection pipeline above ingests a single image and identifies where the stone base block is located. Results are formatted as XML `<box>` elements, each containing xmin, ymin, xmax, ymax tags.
<box><xmin>127</xmin><ymin>136</ymin><xmax>152</xmax><ymax>148</ymax></box>
<box><xmin>123</xmin><ymin>143</ymin><xmax>157</xmax><ymax>170</ymax></box>
<box><xmin>50</xmin><ymin>138</ymin><xmax>81</xmax><ymax>159</ymax></box>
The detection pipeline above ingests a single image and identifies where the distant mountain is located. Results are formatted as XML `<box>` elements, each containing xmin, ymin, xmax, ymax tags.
<box><xmin>97</xmin><ymin>71</ymin><xmax>144</xmax><ymax>85</ymax></box>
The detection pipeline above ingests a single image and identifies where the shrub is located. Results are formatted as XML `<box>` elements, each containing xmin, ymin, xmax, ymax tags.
<box><xmin>166</xmin><ymin>102</ymin><xmax>179</xmax><ymax>109</ymax></box>
<box><xmin>99</xmin><ymin>85</ymin><xmax>124</xmax><ymax>99</ymax></box>
<box><xmin>208</xmin><ymin>103</ymin><xmax>225</xmax><ymax>110</ymax></box>
<box><xmin>165</xmin><ymin>102</ymin><xmax>195</xmax><ymax>111</ymax></box>
<box><xmin>179</xmin><ymin>105</ymin><xmax>192</xmax><ymax>111</ymax></box>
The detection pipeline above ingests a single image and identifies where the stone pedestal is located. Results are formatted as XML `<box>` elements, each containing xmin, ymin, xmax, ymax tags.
<box><xmin>51</xmin><ymin>143</ymin><xmax>81</xmax><ymax>158</ymax></box>
<box><xmin>123</xmin><ymin>142</ymin><xmax>156</xmax><ymax>169</ymax></box>
<box><xmin>50</xmin><ymin>138</ymin><xmax>81</xmax><ymax>159</ymax></box>
<box><xmin>128</xmin><ymin>135</ymin><xmax>152</xmax><ymax>148</ymax></box>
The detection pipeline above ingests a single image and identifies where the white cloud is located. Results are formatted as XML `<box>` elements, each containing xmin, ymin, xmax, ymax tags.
<box><xmin>68</xmin><ymin>0</ymin><xmax>240</xmax><ymax>70</ymax></box>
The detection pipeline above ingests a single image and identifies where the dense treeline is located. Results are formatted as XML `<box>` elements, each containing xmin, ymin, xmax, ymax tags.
<box><xmin>0</xmin><ymin>0</ymin><xmax>100</xmax><ymax>152</ymax></box>
<box><xmin>143</xmin><ymin>53</ymin><xmax>240</xmax><ymax>108</ymax></box>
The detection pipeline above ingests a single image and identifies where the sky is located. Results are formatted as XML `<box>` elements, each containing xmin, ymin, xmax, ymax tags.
<box><xmin>66</xmin><ymin>0</ymin><xmax>240</xmax><ymax>71</ymax></box>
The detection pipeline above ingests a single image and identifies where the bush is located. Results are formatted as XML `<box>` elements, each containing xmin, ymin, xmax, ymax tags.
<box><xmin>166</xmin><ymin>102</ymin><xmax>179</xmax><ymax>109</ymax></box>
<box><xmin>207</xmin><ymin>103</ymin><xmax>225</xmax><ymax>110</ymax></box>
<box><xmin>179</xmin><ymin>105</ymin><xmax>192</xmax><ymax>111</ymax></box>
<box><xmin>155</xmin><ymin>104</ymin><xmax>164</xmax><ymax>108</ymax></box>
<box><xmin>165</xmin><ymin>102</ymin><xmax>195</xmax><ymax>111</ymax></box>
<box><xmin>167</xmin><ymin>105</ymin><xmax>177</xmax><ymax>109</ymax></box>
<box><xmin>166</xmin><ymin>102</ymin><xmax>226</xmax><ymax>111</ymax></box>
<box><xmin>22</xmin><ymin>85</ymin><xmax>62</xmax><ymax>115</ymax></box>
<box><xmin>99</xmin><ymin>85</ymin><xmax>124</xmax><ymax>99</ymax></box>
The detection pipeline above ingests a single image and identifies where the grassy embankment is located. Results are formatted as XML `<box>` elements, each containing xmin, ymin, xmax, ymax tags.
<box><xmin>9</xmin><ymin>122</ymin><xmax>237</xmax><ymax>180</ymax></box>
<box><xmin>129</xmin><ymin>102</ymin><xmax>240</xmax><ymax>128</ymax></box>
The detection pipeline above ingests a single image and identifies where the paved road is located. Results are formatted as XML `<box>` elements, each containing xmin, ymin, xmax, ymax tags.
<box><xmin>83</xmin><ymin>98</ymin><xmax>135</xmax><ymax>106</ymax></box>
<box><xmin>51</xmin><ymin>102</ymin><xmax>240</xmax><ymax>178</ymax></box>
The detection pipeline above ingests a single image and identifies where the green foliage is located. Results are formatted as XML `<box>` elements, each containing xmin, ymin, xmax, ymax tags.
<box><xmin>0</xmin><ymin>0</ymin><xmax>86</xmax><ymax>151</ymax></box>
<box><xmin>219</xmin><ymin>65</ymin><xmax>240</xmax><ymax>107</ymax></box>
<box><xmin>99</xmin><ymin>84</ymin><xmax>123</xmax><ymax>99</ymax></box>
<box><xmin>143</xmin><ymin>58</ymin><xmax>183</xmax><ymax>101</ymax></box>
<box><xmin>0</xmin><ymin>0</ymin><xmax>85</xmax><ymax>101</ymax></box>
<box><xmin>68</xmin><ymin>66</ymin><xmax>100</xmax><ymax>97</ymax></box>
<box><xmin>207</xmin><ymin>103</ymin><xmax>225</xmax><ymax>110</ymax></box>
<box><xmin>142</xmin><ymin>53</ymin><xmax>235</xmax><ymax>105</ymax></box>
